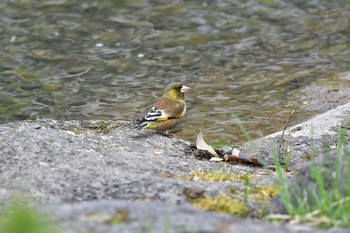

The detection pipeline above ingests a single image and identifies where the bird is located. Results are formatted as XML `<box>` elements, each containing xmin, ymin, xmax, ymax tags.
<box><xmin>135</xmin><ymin>82</ymin><xmax>190</xmax><ymax>131</ymax></box>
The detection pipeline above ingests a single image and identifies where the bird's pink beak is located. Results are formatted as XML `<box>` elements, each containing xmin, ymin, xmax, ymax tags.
<box><xmin>180</xmin><ymin>85</ymin><xmax>191</xmax><ymax>93</ymax></box>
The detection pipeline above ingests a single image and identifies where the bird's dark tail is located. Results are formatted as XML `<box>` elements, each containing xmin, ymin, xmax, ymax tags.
<box><xmin>133</xmin><ymin>118</ymin><xmax>147</xmax><ymax>129</ymax></box>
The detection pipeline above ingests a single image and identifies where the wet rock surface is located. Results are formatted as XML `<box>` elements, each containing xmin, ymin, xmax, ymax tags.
<box><xmin>300</xmin><ymin>85</ymin><xmax>350</xmax><ymax>113</ymax></box>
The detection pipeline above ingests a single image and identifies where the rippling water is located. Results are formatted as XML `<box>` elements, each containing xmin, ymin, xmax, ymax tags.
<box><xmin>0</xmin><ymin>0</ymin><xmax>349</xmax><ymax>143</ymax></box>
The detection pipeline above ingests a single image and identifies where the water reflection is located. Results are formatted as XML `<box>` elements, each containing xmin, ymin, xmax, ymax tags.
<box><xmin>0</xmin><ymin>0</ymin><xmax>349</xmax><ymax>144</ymax></box>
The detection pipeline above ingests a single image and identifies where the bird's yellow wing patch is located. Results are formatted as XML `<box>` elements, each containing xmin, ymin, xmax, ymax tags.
<box><xmin>154</xmin><ymin>116</ymin><xmax>169</xmax><ymax>122</ymax></box>
<box><xmin>145</xmin><ymin>123</ymin><xmax>158</xmax><ymax>129</ymax></box>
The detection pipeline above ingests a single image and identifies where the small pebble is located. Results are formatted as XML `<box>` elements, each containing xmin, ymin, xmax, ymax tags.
<box><xmin>220</xmin><ymin>146</ymin><xmax>233</xmax><ymax>155</ymax></box>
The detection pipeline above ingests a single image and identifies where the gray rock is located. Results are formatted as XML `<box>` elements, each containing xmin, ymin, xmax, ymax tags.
<box><xmin>240</xmin><ymin>101</ymin><xmax>350</xmax><ymax>170</ymax></box>
<box><xmin>44</xmin><ymin>200</ymin><xmax>348</xmax><ymax>233</ymax></box>
<box><xmin>0</xmin><ymin>119</ymin><xmax>242</xmax><ymax>206</ymax></box>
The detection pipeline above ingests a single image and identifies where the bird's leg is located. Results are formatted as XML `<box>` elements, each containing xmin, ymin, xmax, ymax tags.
<box><xmin>156</xmin><ymin>130</ymin><xmax>176</xmax><ymax>138</ymax></box>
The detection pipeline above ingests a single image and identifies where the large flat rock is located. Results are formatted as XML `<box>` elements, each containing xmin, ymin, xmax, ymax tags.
<box><xmin>1</xmin><ymin>104</ymin><xmax>349</xmax><ymax>233</ymax></box>
<box><xmin>0</xmin><ymin>119</ymin><xmax>244</xmax><ymax>205</ymax></box>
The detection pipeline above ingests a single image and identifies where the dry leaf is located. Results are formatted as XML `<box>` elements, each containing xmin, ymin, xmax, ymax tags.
<box><xmin>196</xmin><ymin>131</ymin><xmax>219</xmax><ymax>157</ymax></box>
<box><xmin>224</xmin><ymin>150</ymin><xmax>264</xmax><ymax>167</ymax></box>
<box><xmin>209</xmin><ymin>157</ymin><xmax>224</xmax><ymax>162</ymax></box>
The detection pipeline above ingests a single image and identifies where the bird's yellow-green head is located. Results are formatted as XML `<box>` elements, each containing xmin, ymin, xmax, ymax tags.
<box><xmin>163</xmin><ymin>82</ymin><xmax>190</xmax><ymax>100</ymax></box>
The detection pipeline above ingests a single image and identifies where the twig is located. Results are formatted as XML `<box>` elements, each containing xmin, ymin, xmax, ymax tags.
<box><xmin>268</xmin><ymin>196</ymin><xmax>350</xmax><ymax>226</ymax></box>
<box><xmin>266</xmin><ymin>214</ymin><xmax>291</xmax><ymax>221</ymax></box>
<box><xmin>278</xmin><ymin>101</ymin><xmax>301</xmax><ymax>159</ymax></box>
<box><xmin>304</xmin><ymin>196</ymin><xmax>350</xmax><ymax>219</ymax></box>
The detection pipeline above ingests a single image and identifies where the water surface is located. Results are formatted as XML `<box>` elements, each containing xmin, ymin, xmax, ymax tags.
<box><xmin>1</xmin><ymin>0</ymin><xmax>350</xmax><ymax>143</ymax></box>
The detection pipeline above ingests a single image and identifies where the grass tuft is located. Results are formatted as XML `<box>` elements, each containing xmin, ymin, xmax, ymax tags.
<box><xmin>272</xmin><ymin>120</ymin><xmax>350</xmax><ymax>228</ymax></box>
<box><xmin>0</xmin><ymin>202</ymin><xmax>60</xmax><ymax>233</ymax></box>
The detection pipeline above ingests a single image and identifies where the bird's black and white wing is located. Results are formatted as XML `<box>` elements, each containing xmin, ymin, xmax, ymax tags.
<box><xmin>135</xmin><ymin>107</ymin><xmax>168</xmax><ymax>129</ymax></box>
